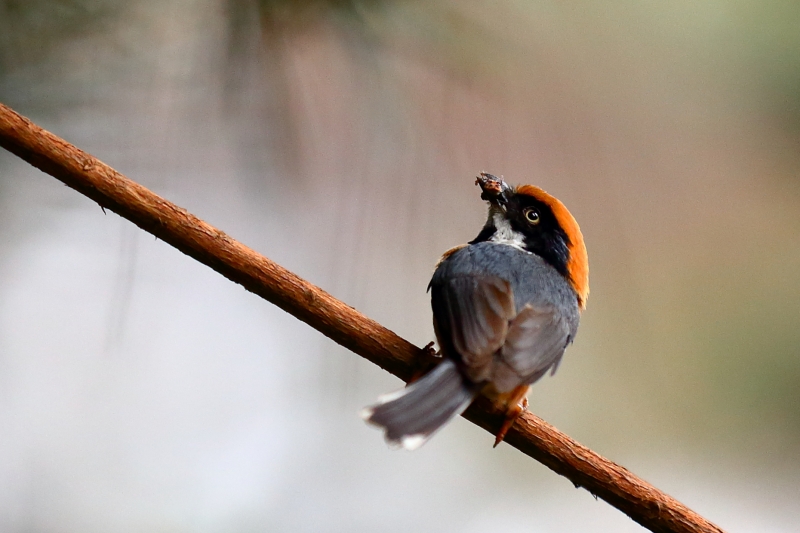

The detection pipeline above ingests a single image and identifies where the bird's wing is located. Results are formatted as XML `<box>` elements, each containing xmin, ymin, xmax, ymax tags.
<box><xmin>431</xmin><ymin>275</ymin><xmax>516</xmax><ymax>383</ymax></box>
<box><xmin>491</xmin><ymin>304</ymin><xmax>572</xmax><ymax>393</ymax></box>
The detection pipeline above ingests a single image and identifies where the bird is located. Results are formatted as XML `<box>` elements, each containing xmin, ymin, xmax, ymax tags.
<box><xmin>361</xmin><ymin>173</ymin><xmax>589</xmax><ymax>450</ymax></box>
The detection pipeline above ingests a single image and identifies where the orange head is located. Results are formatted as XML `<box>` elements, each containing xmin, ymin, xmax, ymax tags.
<box><xmin>474</xmin><ymin>174</ymin><xmax>589</xmax><ymax>308</ymax></box>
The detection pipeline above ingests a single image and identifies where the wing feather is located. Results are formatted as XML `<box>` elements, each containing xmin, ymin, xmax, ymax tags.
<box><xmin>492</xmin><ymin>304</ymin><xmax>571</xmax><ymax>392</ymax></box>
<box><xmin>433</xmin><ymin>276</ymin><xmax>516</xmax><ymax>383</ymax></box>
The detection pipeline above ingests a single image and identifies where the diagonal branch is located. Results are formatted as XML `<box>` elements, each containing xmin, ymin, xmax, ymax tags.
<box><xmin>0</xmin><ymin>102</ymin><xmax>725</xmax><ymax>533</ymax></box>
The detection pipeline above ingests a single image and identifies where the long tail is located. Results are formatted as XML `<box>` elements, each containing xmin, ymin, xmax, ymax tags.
<box><xmin>360</xmin><ymin>359</ymin><xmax>478</xmax><ymax>450</ymax></box>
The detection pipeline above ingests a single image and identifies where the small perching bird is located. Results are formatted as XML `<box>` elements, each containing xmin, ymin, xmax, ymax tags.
<box><xmin>362</xmin><ymin>173</ymin><xmax>589</xmax><ymax>449</ymax></box>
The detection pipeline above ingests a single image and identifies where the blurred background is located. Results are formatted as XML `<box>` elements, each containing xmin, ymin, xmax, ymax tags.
<box><xmin>1</xmin><ymin>1</ymin><xmax>799</xmax><ymax>531</ymax></box>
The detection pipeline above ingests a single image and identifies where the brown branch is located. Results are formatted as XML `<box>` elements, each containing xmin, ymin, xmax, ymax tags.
<box><xmin>0</xmin><ymin>102</ymin><xmax>725</xmax><ymax>533</ymax></box>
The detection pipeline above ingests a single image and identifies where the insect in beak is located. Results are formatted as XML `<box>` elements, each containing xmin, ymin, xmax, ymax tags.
<box><xmin>476</xmin><ymin>172</ymin><xmax>513</xmax><ymax>209</ymax></box>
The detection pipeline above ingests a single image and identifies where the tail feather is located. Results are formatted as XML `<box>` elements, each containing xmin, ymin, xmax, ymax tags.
<box><xmin>361</xmin><ymin>360</ymin><xmax>478</xmax><ymax>450</ymax></box>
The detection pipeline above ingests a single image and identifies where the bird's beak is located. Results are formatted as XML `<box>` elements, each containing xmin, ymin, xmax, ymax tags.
<box><xmin>475</xmin><ymin>173</ymin><xmax>512</xmax><ymax>207</ymax></box>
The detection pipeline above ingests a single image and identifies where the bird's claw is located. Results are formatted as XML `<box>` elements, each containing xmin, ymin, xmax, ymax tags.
<box><xmin>407</xmin><ymin>341</ymin><xmax>441</xmax><ymax>384</ymax></box>
<box><xmin>493</xmin><ymin>388</ymin><xmax>529</xmax><ymax>447</ymax></box>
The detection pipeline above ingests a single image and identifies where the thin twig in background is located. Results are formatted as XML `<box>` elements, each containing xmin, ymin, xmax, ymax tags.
<box><xmin>0</xmin><ymin>102</ymin><xmax>725</xmax><ymax>533</ymax></box>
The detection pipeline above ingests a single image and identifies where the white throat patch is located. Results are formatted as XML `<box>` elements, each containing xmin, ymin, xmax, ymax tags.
<box><xmin>489</xmin><ymin>213</ymin><xmax>526</xmax><ymax>251</ymax></box>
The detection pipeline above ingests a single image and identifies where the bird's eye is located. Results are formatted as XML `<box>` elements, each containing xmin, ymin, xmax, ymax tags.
<box><xmin>524</xmin><ymin>208</ymin><xmax>540</xmax><ymax>225</ymax></box>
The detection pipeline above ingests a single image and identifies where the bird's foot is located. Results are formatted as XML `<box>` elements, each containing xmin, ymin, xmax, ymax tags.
<box><xmin>493</xmin><ymin>386</ymin><xmax>529</xmax><ymax>447</ymax></box>
<box><xmin>407</xmin><ymin>341</ymin><xmax>440</xmax><ymax>384</ymax></box>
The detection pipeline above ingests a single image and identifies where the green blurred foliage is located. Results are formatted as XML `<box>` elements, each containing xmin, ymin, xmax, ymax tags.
<box><xmin>0</xmin><ymin>0</ymin><xmax>119</xmax><ymax>75</ymax></box>
<box><xmin>253</xmin><ymin>0</ymin><xmax>384</xmax><ymax>23</ymax></box>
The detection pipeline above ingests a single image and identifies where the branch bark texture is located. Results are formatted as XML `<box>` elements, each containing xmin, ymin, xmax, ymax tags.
<box><xmin>0</xmin><ymin>102</ymin><xmax>725</xmax><ymax>533</ymax></box>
